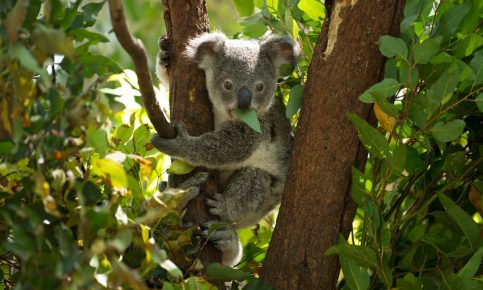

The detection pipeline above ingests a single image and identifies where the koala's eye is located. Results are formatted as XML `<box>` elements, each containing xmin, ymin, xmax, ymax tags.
<box><xmin>255</xmin><ymin>82</ymin><xmax>264</xmax><ymax>92</ymax></box>
<box><xmin>223</xmin><ymin>80</ymin><xmax>233</xmax><ymax>91</ymax></box>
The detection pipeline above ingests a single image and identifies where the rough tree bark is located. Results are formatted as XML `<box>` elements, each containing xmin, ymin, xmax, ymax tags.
<box><xmin>261</xmin><ymin>1</ymin><xmax>404</xmax><ymax>289</ymax></box>
<box><xmin>161</xmin><ymin>0</ymin><xmax>224</xmax><ymax>279</ymax></box>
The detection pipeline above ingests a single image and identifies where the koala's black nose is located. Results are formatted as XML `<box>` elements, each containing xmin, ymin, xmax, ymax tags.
<box><xmin>237</xmin><ymin>87</ymin><xmax>252</xmax><ymax>110</ymax></box>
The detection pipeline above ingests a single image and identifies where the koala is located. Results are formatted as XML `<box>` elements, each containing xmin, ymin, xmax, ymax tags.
<box><xmin>152</xmin><ymin>32</ymin><xmax>299</xmax><ymax>266</ymax></box>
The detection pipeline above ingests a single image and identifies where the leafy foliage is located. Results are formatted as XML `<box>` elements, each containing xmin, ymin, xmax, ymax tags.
<box><xmin>327</xmin><ymin>0</ymin><xmax>483</xmax><ymax>289</ymax></box>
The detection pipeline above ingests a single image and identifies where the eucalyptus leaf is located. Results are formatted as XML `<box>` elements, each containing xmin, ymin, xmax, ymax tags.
<box><xmin>297</xmin><ymin>0</ymin><xmax>326</xmax><ymax>21</ymax></box>
<box><xmin>348</xmin><ymin>114</ymin><xmax>390</xmax><ymax>159</ymax></box>
<box><xmin>377</xmin><ymin>36</ymin><xmax>408</xmax><ymax>60</ymax></box>
<box><xmin>438</xmin><ymin>193</ymin><xmax>480</xmax><ymax>249</ymax></box>
<box><xmin>325</xmin><ymin>244</ymin><xmax>379</xmax><ymax>270</ymax></box>
<box><xmin>359</xmin><ymin>78</ymin><xmax>400</xmax><ymax>103</ymax></box>
<box><xmin>206</xmin><ymin>263</ymin><xmax>251</xmax><ymax>282</ymax></box>
<box><xmin>413</xmin><ymin>37</ymin><xmax>441</xmax><ymax>64</ymax></box>
<box><xmin>236</xmin><ymin>109</ymin><xmax>261</xmax><ymax>133</ymax></box>
<box><xmin>167</xmin><ymin>160</ymin><xmax>195</xmax><ymax>175</ymax></box>
<box><xmin>286</xmin><ymin>84</ymin><xmax>304</xmax><ymax>118</ymax></box>
<box><xmin>431</xmin><ymin>120</ymin><xmax>465</xmax><ymax>143</ymax></box>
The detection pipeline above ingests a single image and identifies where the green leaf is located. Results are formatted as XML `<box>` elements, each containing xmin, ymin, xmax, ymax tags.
<box><xmin>68</xmin><ymin>28</ymin><xmax>109</xmax><ymax>44</ymax></box>
<box><xmin>438</xmin><ymin>193</ymin><xmax>480</xmax><ymax>249</ymax></box>
<box><xmin>232</xmin><ymin>0</ymin><xmax>254</xmax><ymax>16</ymax></box>
<box><xmin>340</xmin><ymin>254</ymin><xmax>370</xmax><ymax>290</ymax></box>
<box><xmin>438</xmin><ymin>3</ymin><xmax>471</xmax><ymax>40</ymax></box>
<box><xmin>242</xmin><ymin>23</ymin><xmax>268</xmax><ymax>38</ymax></box>
<box><xmin>388</xmin><ymin>144</ymin><xmax>407</xmax><ymax>175</ymax></box>
<box><xmin>457</xmin><ymin>246</ymin><xmax>483</xmax><ymax>279</ymax></box>
<box><xmin>116</xmin><ymin>124</ymin><xmax>133</xmax><ymax>143</ymax></box>
<box><xmin>338</xmin><ymin>237</ymin><xmax>370</xmax><ymax>290</ymax></box>
<box><xmin>348</xmin><ymin>114</ymin><xmax>390</xmax><ymax>159</ymax></box>
<box><xmin>78</xmin><ymin>54</ymin><xmax>123</xmax><ymax>77</ymax></box>
<box><xmin>431</xmin><ymin>120</ymin><xmax>465</xmax><ymax>143</ymax></box>
<box><xmin>427</xmin><ymin>65</ymin><xmax>459</xmax><ymax>104</ymax></box>
<box><xmin>87</xmin><ymin>127</ymin><xmax>108</xmax><ymax>156</ymax></box>
<box><xmin>325</xmin><ymin>244</ymin><xmax>379</xmax><ymax>270</ymax></box>
<box><xmin>167</xmin><ymin>160</ymin><xmax>195</xmax><ymax>175</ymax></box>
<box><xmin>413</xmin><ymin>37</ymin><xmax>441</xmax><ymax>64</ymax></box>
<box><xmin>286</xmin><ymin>84</ymin><xmax>304</xmax><ymax>118</ymax></box>
<box><xmin>297</xmin><ymin>0</ymin><xmax>326</xmax><ymax>21</ymax></box>
<box><xmin>0</xmin><ymin>141</ymin><xmax>14</xmax><ymax>155</ymax></box>
<box><xmin>359</xmin><ymin>78</ymin><xmax>400</xmax><ymax>103</ymax></box>
<box><xmin>377</xmin><ymin>36</ymin><xmax>408</xmax><ymax>60</ymax></box>
<box><xmin>453</xmin><ymin>34</ymin><xmax>483</xmax><ymax>59</ymax></box>
<box><xmin>236</xmin><ymin>109</ymin><xmax>261</xmax><ymax>133</ymax></box>
<box><xmin>8</xmin><ymin>43</ymin><xmax>48</xmax><ymax>81</ymax></box>
<box><xmin>80</xmin><ymin>2</ymin><xmax>105</xmax><ymax>27</ymax></box>
<box><xmin>470</xmin><ymin>51</ymin><xmax>483</xmax><ymax>85</ymax></box>
<box><xmin>476</xmin><ymin>93</ymin><xmax>483</xmax><ymax>112</ymax></box>
<box><xmin>206</xmin><ymin>263</ymin><xmax>251</xmax><ymax>282</ymax></box>
<box><xmin>92</xmin><ymin>159</ymin><xmax>128</xmax><ymax>188</ymax></box>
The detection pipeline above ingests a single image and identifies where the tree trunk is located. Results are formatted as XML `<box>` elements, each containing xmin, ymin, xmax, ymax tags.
<box><xmin>261</xmin><ymin>1</ymin><xmax>404</xmax><ymax>289</ymax></box>
<box><xmin>161</xmin><ymin>0</ymin><xmax>224</xmax><ymax>281</ymax></box>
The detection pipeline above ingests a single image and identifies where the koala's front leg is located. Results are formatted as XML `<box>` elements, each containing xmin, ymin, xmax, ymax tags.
<box><xmin>151</xmin><ymin>122</ymin><xmax>263</xmax><ymax>168</ymax></box>
<box><xmin>206</xmin><ymin>168</ymin><xmax>273</xmax><ymax>228</ymax></box>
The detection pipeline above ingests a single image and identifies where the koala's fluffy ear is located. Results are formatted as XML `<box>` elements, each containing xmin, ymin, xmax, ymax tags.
<box><xmin>260</xmin><ymin>35</ymin><xmax>300</xmax><ymax>70</ymax></box>
<box><xmin>185</xmin><ymin>32</ymin><xmax>227</xmax><ymax>68</ymax></box>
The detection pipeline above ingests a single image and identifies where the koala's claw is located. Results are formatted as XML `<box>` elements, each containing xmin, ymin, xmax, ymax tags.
<box><xmin>157</xmin><ymin>36</ymin><xmax>172</xmax><ymax>67</ymax></box>
<box><xmin>198</xmin><ymin>221</ymin><xmax>236</xmax><ymax>252</ymax></box>
<box><xmin>206</xmin><ymin>193</ymin><xmax>226</xmax><ymax>218</ymax></box>
<box><xmin>178</xmin><ymin>172</ymin><xmax>210</xmax><ymax>189</ymax></box>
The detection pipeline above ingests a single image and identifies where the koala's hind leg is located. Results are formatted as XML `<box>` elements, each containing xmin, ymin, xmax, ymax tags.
<box><xmin>156</xmin><ymin>36</ymin><xmax>171</xmax><ymax>88</ymax></box>
<box><xmin>206</xmin><ymin>168</ymin><xmax>273</xmax><ymax>229</ymax></box>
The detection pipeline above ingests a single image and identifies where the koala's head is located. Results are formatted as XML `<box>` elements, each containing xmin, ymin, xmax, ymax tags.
<box><xmin>186</xmin><ymin>32</ymin><xmax>299</xmax><ymax>118</ymax></box>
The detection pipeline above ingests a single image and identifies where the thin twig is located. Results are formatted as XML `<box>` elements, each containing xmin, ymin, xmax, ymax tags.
<box><xmin>108</xmin><ymin>0</ymin><xmax>175</xmax><ymax>138</ymax></box>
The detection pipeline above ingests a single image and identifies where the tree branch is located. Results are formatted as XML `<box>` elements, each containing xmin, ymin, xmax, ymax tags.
<box><xmin>108</xmin><ymin>0</ymin><xmax>175</xmax><ymax>138</ymax></box>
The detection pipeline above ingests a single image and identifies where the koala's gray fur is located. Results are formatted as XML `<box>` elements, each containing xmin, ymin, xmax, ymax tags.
<box><xmin>152</xmin><ymin>32</ymin><xmax>299</xmax><ymax>266</ymax></box>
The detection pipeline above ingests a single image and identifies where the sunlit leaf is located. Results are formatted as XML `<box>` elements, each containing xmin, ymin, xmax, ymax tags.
<box><xmin>167</xmin><ymin>160</ymin><xmax>195</xmax><ymax>175</ymax></box>
<box><xmin>92</xmin><ymin>159</ymin><xmax>128</xmax><ymax>188</ymax></box>
<box><xmin>298</xmin><ymin>0</ymin><xmax>326</xmax><ymax>21</ymax></box>
<box><xmin>232</xmin><ymin>0</ymin><xmax>254</xmax><ymax>16</ymax></box>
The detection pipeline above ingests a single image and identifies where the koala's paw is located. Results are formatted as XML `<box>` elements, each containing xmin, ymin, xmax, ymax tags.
<box><xmin>199</xmin><ymin>221</ymin><xmax>238</xmax><ymax>253</ymax></box>
<box><xmin>206</xmin><ymin>193</ymin><xmax>229</xmax><ymax>220</ymax></box>
<box><xmin>179</xmin><ymin>172</ymin><xmax>210</xmax><ymax>189</ymax></box>
<box><xmin>151</xmin><ymin>133</ymin><xmax>177</xmax><ymax>155</ymax></box>
<box><xmin>157</xmin><ymin>36</ymin><xmax>172</xmax><ymax>67</ymax></box>
<box><xmin>173</xmin><ymin>122</ymin><xmax>189</xmax><ymax>139</ymax></box>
